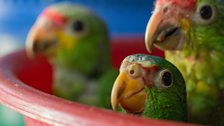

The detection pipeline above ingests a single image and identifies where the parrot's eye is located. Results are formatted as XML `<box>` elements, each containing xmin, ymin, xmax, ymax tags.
<box><xmin>72</xmin><ymin>20</ymin><xmax>85</xmax><ymax>32</ymax></box>
<box><xmin>161</xmin><ymin>71</ymin><xmax>172</xmax><ymax>87</ymax></box>
<box><xmin>200</xmin><ymin>5</ymin><xmax>213</xmax><ymax>20</ymax></box>
<box><xmin>194</xmin><ymin>4</ymin><xmax>216</xmax><ymax>24</ymax></box>
<box><xmin>127</xmin><ymin>64</ymin><xmax>142</xmax><ymax>78</ymax></box>
<box><xmin>154</xmin><ymin>69</ymin><xmax>173</xmax><ymax>90</ymax></box>
<box><xmin>67</xmin><ymin>20</ymin><xmax>87</xmax><ymax>36</ymax></box>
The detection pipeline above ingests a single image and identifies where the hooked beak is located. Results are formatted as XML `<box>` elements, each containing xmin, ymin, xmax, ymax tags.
<box><xmin>111</xmin><ymin>72</ymin><xmax>147</xmax><ymax>113</ymax></box>
<box><xmin>145</xmin><ymin>7</ymin><xmax>190</xmax><ymax>52</ymax></box>
<box><xmin>26</xmin><ymin>22</ymin><xmax>58</xmax><ymax>58</ymax></box>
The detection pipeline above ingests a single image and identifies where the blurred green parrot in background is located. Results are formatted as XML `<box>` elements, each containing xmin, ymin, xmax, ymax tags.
<box><xmin>145</xmin><ymin>0</ymin><xmax>224</xmax><ymax>125</ymax></box>
<box><xmin>26</xmin><ymin>3</ymin><xmax>118</xmax><ymax>108</ymax></box>
<box><xmin>111</xmin><ymin>54</ymin><xmax>187</xmax><ymax>122</ymax></box>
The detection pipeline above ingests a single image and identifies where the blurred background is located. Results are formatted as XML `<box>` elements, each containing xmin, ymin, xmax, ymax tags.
<box><xmin>0</xmin><ymin>0</ymin><xmax>153</xmax><ymax>125</ymax></box>
<box><xmin>0</xmin><ymin>0</ymin><xmax>154</xmax><ymax>56</ymax></box>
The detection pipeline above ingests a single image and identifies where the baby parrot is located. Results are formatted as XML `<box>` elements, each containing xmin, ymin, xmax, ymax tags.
<box><xmin>145</xmin><ymin>0</ymin><xmax>224</xmax><ymax>125</ymax></box>
<box><xmin>111</xmin><ymin>54</ymin><xmax>187</xmax><ymax>122</ymax></box>
<box><xmin>26</xmin><ymin>3</ymin><xmax>118</xmax><ymax>108</ymax></box>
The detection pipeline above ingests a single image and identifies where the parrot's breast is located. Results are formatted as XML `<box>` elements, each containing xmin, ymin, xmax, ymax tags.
<box><xmin>53</xmin><ymin>67</ymin><xmax>99</xmax><ymax>105</ymax></box>
<box><xmin>166</xmin><ymin>49</ymin><xmax>224</xmax><ymax>124</ymax></box>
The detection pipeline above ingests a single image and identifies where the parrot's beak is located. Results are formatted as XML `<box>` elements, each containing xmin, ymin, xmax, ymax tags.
<box><xmin>26</xmin><ymin>23</ymin><xmax>58</xmax><ymax>58</ymax></box>
<box><xmin>145</xmin><ymin>7</ymin><xmax>191</xmax><ymax>52</ymax></box>
<box><xmin>111</xmin><ymin>72</ymin><xmax>147</xmax><ymax>113</ymax></box>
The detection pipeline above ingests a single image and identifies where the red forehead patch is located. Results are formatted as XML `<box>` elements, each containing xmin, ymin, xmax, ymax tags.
<box><xmin>156</xmin><ymin>0</ymin><xmax>196</xmax><ymax>9</ymax></box>
<box><xmin>142</xmin><ymin>65</ymin><xmax>159</xmax><ymax>72</ymax></box>
<box><xmin>41</xmin><ymin>8</ymin><xmax>68</xmax><ymax>26</ymax></box>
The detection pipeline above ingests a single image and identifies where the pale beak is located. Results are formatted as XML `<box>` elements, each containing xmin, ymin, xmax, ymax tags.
<box><xmin>145</xmin><ymin>8</ymin><xmax>187</xmax><ymax>52</ymax></box>
<box><xmin>26</xmin><ymin>23</ymin><xmax>58</xmax><ymax>58</ymax></box>
<box><xmin>145</xmin><ymin>9</ymin><xmax>163</xmax><ymax>52</ymax></box>
<box><xmin>111</xmin><ymin>72</ymin><xmax>147</xmax><ymax>113</ymax></box>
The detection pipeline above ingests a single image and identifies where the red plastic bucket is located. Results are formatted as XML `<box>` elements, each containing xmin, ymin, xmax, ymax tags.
<box><xmin>0</xmin><ymin>37</ymin><xmax>195</xmax><ymax>126</ymax></box>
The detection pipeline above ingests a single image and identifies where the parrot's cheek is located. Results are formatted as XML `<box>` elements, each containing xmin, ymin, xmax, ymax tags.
<box><xmin>119</xmin><ymin>88</ymin><xmax>147</xmax><ymax>113</ymax></box>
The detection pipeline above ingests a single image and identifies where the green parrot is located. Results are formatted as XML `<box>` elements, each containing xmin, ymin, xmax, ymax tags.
<box><xmin>26</xmin><ymin>3</ymin><xmax>118</xmax><ymax>108</ymax></box>
<box><xmin>145</xmin><ymin>0</ymin><xmax>224</xmax><ymax>125</ymax></box>
<box><xmin>111</xmin><ymin>54</ymin><xmax>187</xmax><ymax>122</ymax></box>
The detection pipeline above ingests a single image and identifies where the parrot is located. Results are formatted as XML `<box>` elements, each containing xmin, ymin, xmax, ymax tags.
<box><xmin>111</xmin><ymin>54</ymin><xmax>187</xmax><ymax>122</ymax></box>
<box><xmin>145</xmin><ymin>0</ymin><xmax>224</xmax><ymax>125</ymax></box>
<box><xmin>25</xmin><ymin>3</ymin><xmax>118</xmax><ymax>108</ymax></box>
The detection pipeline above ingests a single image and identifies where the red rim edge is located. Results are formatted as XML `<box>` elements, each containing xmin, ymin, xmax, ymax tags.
<box><xmin>0</xmin><ymin>49</ymin><xmax>196</xmax><ymax>126</ymax></box>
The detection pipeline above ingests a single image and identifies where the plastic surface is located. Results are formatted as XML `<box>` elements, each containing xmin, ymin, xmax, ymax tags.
<box><xmin>0</xmin><ymin>105</ymin><xmax>24</xmax><ymax>126</ymax></box>
<box><xmin>0</xmin><ymin>37</ymin><xmax>196</xmax><ymax>126</ymax></box>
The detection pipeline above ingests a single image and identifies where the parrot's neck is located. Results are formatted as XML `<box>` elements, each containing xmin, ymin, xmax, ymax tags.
<box><xmin>53</xmin><ymin>66</ymin><xmax>100</xmax><ymax>105</ymax></box>
<box><xmin>165</xmin><ymin>41</ymin><xmax>224</xmax><ymax>124</ymax></box>
<box><xmin>142</xmin><ymin>88</ymin><xmax>187</xmax><ymax>122</ymax></box>
<box><xmin>54</xmin><ymin>66</ymin><xmax>89</xmax><ymax>80</ymax></box>
<box><xmin>53</xmin><ymin>64</ymin><xmax>102</xmax><ymax>79</ymax></box>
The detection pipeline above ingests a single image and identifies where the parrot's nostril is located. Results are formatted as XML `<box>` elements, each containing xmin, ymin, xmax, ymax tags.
<box><xmin>163</xmin><ymin>6</ymin><xmax>169</xmax><ymax>13</ymax></box>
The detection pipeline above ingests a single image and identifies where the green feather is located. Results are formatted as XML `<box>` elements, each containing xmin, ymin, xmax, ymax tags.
<box><xmin>165</xmin><ymin>0</ymin><xmax>224</xmax><ymax>125</ymax></box>
<box><xmin>29</xmin><ymin>3</ymin><xmax>118</xmax><ymax>108</ymax></box>
<box><xmin>120</xmin><ymin>54</ymin><xmax>187</xmax><ymax>122</ymax></box>
<box><xmin>98</xmin><ymin>68</ymin><xmax>119</xmax><ymax>108</ymax></box>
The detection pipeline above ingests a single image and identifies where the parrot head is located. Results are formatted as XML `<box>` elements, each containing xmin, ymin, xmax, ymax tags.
<box><xmin>145</xmin><ymin>0</ymin><xmax>224</xmax><ymax>52</ymax></box>
<box><xmin>111</xmin><ymin>54</ymin><xmax>187</xmax><ymax>121</ymax></box>
<box><xmin>26</xmin><ymin>3</ymin><xmax>110</xmax><ymax>75</ymax></box>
